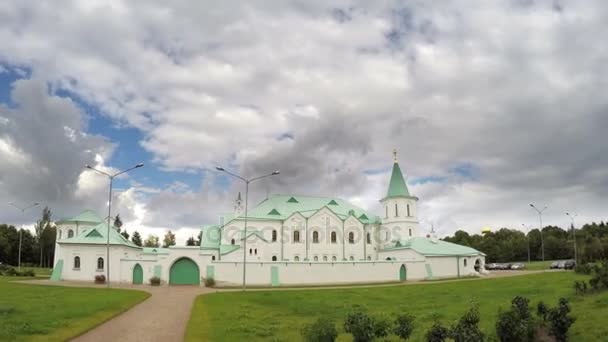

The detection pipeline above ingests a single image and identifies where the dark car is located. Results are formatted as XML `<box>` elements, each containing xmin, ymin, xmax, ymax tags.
<box><xmin>564</xmin><ymin>260</ymin><xmax>576</xmax><ymax>270</ymax></box>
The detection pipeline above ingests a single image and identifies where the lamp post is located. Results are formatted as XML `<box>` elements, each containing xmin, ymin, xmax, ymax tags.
<box><xmin>529</xmin><ymin>204</ymin><xmax>548</xmax><ymax>261</ymax></box>
<box><xmin>85</xmin><ymin>163</ymin><xmax>144</xmax><ymax>287</ymax></box>
<box><xmin>9</xmin><ymin>202</ymin><xmax>40</xmax><ymax>270</ymax></box>
<box><xmin>521</xmin><ymin>223</ymin><xmax>531</xmax><ymax>264</ymax></box>
<box><xmin>216</xmin><ymin>167</ymin><xmax>280</xmax><ymax>290</ymax></box>
<box><xmin>566</xmin><ymin>212</ymin><xmax>578</xmax><ymax>265</ymax></box>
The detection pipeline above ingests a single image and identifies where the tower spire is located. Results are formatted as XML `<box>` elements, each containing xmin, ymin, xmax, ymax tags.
<box><xmin>383</xmin><ymin>149</ymin><xmax>410</xmax><ymax>199</ymax></box>
<box><xmin>393</xmin><ymin>148</ymin><xmax>398</xmax><ymax>163</ymax></box>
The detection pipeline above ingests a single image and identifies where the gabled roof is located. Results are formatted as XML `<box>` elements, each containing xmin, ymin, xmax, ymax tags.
<box><xmin>382</xmin><ymin>237</ymin><xmax>485</xmax><ymax>257</ymax></box>
<box><xmin>56</xmin><ymin>210</ymin><xmax>104</xmax><ymax>225</ymax></box>
<box><xmin>384</xmin><ymin>161</ymin><xmax>411</xmax><ymax>199</ymax></box>
<box><xmin>57</xmin><ymin>222</ymin><xmax>139</xmax><ymax>248</ymax></box>
<box><xmin>200</xmin><ymin>225</ymin><xmax>221</xmax><ymax>249</ymax></box>
<box><xmin>227</xmin><ymin>194</ymin><xmax>381</xmax><ymax>224</ymax></box>
<box><xmin>240</xmin><ymin>229</ymin><xmax>268</xmax><ymax>242</ymax></box>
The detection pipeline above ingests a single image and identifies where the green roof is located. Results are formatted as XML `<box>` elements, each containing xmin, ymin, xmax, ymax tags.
<box><xmin>384</xmin><ymin>161</ymin><xmax>410</xmax><ymax>199</ymax></box>
<box><xmin>382</xmin><ymin>237</ymin><xmax>484</xmax><ymax>256</ymax></box>
<box><xmin>228</xmin><ymin>194</ymin><xmax>381</xmax><ymax>224</ymax></box>
<box><xmin>200</xmin><ymin>225</ymin><xmax>221</xmax><ymax>249</ymax></box>
<box><xmin>56</xmin><ymin>210</ymin><xmax>104</xmax><ymax>225</ymax></box>
<box><xmin>57</xmin><ymin>222</ymin><xmax>139</xmax><ymax>248</ymax></box>
<box><xmin>142</xmin><ymin>247</ymin><xmax>170</xmax><ymax>254</ymax></box>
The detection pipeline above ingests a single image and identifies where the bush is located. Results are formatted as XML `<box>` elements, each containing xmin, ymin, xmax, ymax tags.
<box><xmin>548</xmin><ymin>298</ymin><xmax>576</xmax><ymax>342</ymax></box>
<box><xmin>537</xmin><ymin>301</ymin><xmax>548</xmax><ymax>323</ymax></box>
<box><xmin>301</xmin><ymin>318</ymin><xmax>338</xmax><ymax>342</ymax></box>
<box><xmin>450</xmin><ymin>305</ymin><xmax>485</xmax><ymax>342</ymax></box>
<box><xmin>393</xmin><ymin>313</ymin><xmax>415</xmax><ymax>340</ymax></box>
<box><xmin>1</xmin><ymin>267</ymin><xmax>18</xmax><ymax>276</ymax></box>
<box><xmin>496</xmin><ymin>296</ymin><xmax>535</xmax><ymax>342</ymax></box>
<box><xmin>373</xmin><ymin>315</ymin><xmax>391</xmax><ymax>338</ymax></box>
<box><xmin>203</xmin><ymin>277</ymin><xmax>215</xmax><ymax>287</ymax></box>
<box><xmin>575</xmin><ymin>263</ymin><xmax>593</xmax><ymax>274</ymax></box>
<box><xmin>344</xmin><ymin>306</ymin><xmax>375</xmax><ymax>342</ymax></box>
<box><xmin>94</xmin><ymin>274</ymin><xmax>106</xmax><ymax>284</ymax></box>
<box><xmin>150</xmin><ymin>276</ymin><xmax>161</xmax><ymax>286</ymax></box>
<box><xmin>426</xmin><ymin>321</ymin><xmax>450</xmax><ymax>342</ymax></box>
<box><xmin>18</xmin><ymin>270</ymin><xmax>35</xmax><ymax>277</ymax></box>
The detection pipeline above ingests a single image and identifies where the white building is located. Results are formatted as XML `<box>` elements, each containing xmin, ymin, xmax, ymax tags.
<box><xmin>51</xmin><ymin>152</ymin><xmax>485</xmax><ymax>286</ymax></box>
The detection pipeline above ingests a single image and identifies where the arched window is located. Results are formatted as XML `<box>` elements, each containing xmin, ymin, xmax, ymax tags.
<box><xmin>74</xmin><ymin>256</ymin><xmax>80</xmax><ymax>269</ymax></box>
<box><xmin>332</xmin><ymin>256</ymin><xmax>337</xmax><ymax>261</ymax></box>
<box><xmin>231</xmin><ymin>238</ymin><xmax>235</xmax><ymax>245</ymax></box>
<box><xmin>348</xmin><ymin>232</ymin><xmax>354</xmax><ymax>244</ymax></box>
<box><xmin>293</xmin><ymin>231</ymin><xmax>300</xmax><ymax>243</ymax></box>
<box><xmin>211</xmin><ymin>255</ymin><xmax>216</xmax><ymax>261</ymax></box>
<box><xmin>254</xmin><ymin>248</ymin><xmax>257</xmax><ymax>255</ymax></box>
<box><xmin>409</xmin><ymin>228</ymin><xmax>412</xmax><ymax>237</ymax></box>
<box><xmin>272</xmin><ymin>256</ymin><xmax>277</xmax><ymax>261</ymax></box>
<box><xmin>464</xmin><ymin>259</ymin><xmax>468</xmax><ymax>267</ymax></box>
<box><xmin>249</xmin><ymin>248</ymin><xmax>252</xmax><ymax>255</ymax></box>
<box><xmin>294</xmin><ymin>256</ymin><xmax>300</xmax><ymax>261</ymax></box>
<box><xmin>313</xmin><ymin>256</ymin><xmax>319</xmax><ymax>261</ymax></box>
<box><xmin>395</xmin><ymin>203</ymin><xmax>398</xmax><ymax>217</ymax></box>
<box><xmin>366</xmin><ymin>233</ymin><xmax>371</xmax><ymax>244</ymax></box>
<box><xmin>323</xmin><ymin>256</ymin><xmax>328</xmax><ymax>262</ymax></box>
<box><xmin>272</xmin><ymin>230</ymin><xmax>277</xmax><ymax>242</ymax></box>
<box><xmin>331</xmin><ymin>231</ymin><xmax>337</xmax><ymax>243</ymax></box>
<box><xmin>385</xmin><ymin>206</ymin><xmax>388</xmax><ymax>218</ymax></box>
<box><xmin>312</xmin><ymin>231</ymin><xmax>319</xmax><ymax>243</ymax></box>
<box><xmin>407</xmin><ymin>204</ymin><xmax>411</xmax><ymax>217</ymax></box>
<box><xmin>349</xmin><ymin>256</ymin><xmax>354</xmax><ymax>261</ymax></box>
<box><xmin>385</xmin><ymin>231</ymin><xmax>389</xmax><ymax>241</ymax></box>
<box><xmin>68</xmin><ymin>229</ymin><xmax>74</xmax><ymax>238</ymax></box>
<box><xmin>97</xmin><ymin>257</ymin><xmax>104</xmax><ymax>270</ymax></box>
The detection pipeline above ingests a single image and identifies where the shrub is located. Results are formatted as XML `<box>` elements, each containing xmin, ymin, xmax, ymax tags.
<box><xmin>548</xmin><ymin>298</ymin><xmax>576</xmax><ymax>342</ymax></box>
<box><xmin>575</xmin><ymin>263</ymin><xmax>593</xmax><ymax>274</ymax></box>
<box><xmin>301</xmin><ymin>318</ymin><xmax>338</xmax><ymax>342</ymax></box>
<box><xmin>426</xmin><ymin>321</ymin><xmax>450</xmax><ymax>342</ymax></box>
<box><xmin>450</xmin><ymin>305</ymin><xmax>485</xmax><ymax>342</ymax></box>
<box><xmin>94</xmin><ymin>274</ymin><xmax>106</xmax><ymax>284</ymax></box>
<box><xmin>536</xmin><ymin>301</ymin><xmax>548</xmax><ymax>323</ymax></box>
<box><xmin>344</xmin><ymin>306</ymin><xmax>375</xmax><ymax>342</ymax></box>
<box><xmin>496</xmin><ymin>296</ymin><xmax>535</xmax><ymax>342</ymax></box>
<box><xmin>393</xmin><ymin>313</ymin><xmax>415</xmax><ymax>340</ymax></box>
<box><xmin>150</xmin><ymin>276</ymin><xmax>161</xmax><ymax>286</ymax></box>
<box><xmin>203</xmin><ymin>277</ymin><xmax>215</xmax><ymax>287</ymax></box>
<box><xmin>373</xmin><ymin>315</ymin><xmax>391</xmax><ymax>338</ymax></box>
<box><xmin>18</xmin><ymin>270</ymin><xmax>35</xmax><ymax>277</ymax></box>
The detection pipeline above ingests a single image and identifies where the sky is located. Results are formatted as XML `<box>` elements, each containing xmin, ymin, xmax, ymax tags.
<box><xmin>1</xmin><ymin>0</ymin><xmax>607</xmax><ymax>244</ymax></box>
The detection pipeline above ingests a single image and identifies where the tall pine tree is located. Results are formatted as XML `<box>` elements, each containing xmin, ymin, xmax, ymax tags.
<box><xmin>131</xmin><ymin>231</ymin><xmax>143</xmax><ymax>246</ymax></box>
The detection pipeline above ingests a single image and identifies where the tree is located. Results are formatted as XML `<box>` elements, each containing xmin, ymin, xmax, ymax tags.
<box><xmin>143</xmin><ymin>234</ymin><xmax>160</xmax><ymax>248</ymax></box>
<box><xmin>196</xmin><ymin>230</ymin><xmax>203</xmax><ymax>246</ymax></box>
<box><xmin>344</xmin><ymin>306</ymin><xmax>375</xmax><ymax>342</ymax></box>
<box><xmin>450</xmin><ymin>305</ymin><xmax>484</xmax><ymax>342</ymax></box>
<box><xmin>34</xmin><ymin>207</ymin><xmax>52</xmax><ymax>267</ymax></box>
<box><xmin>186</xmin><ymin>236</ymin><xmax>196</xmax><ymax>246</ymax></box>
<box><xmin>163</xmin><ymin>230</ymin><xmax>176</xmax><ymax>248</ymax></box>
<box><xmin>121</xmin><ymin>229</ymin><xmax>130</xmax><ymax>240</ymax></box>
<box><xmin>393</xmin><ymin>313</ymin><xmax>415</xmax><ymax>340</ymax></box>
<box><xmin>114</xmin><ymin>214</ymin><xmax>123</xmax><ymax>232</ymax></box>
<box><xmin>548</xmin><ymin>298</ymin><xmax>576</xmax><ymax>342</ymax></box>
<box><xmin>131</xmin><ymin>231</ymin><xmax>143</xmax><ymax>246</ymax></box>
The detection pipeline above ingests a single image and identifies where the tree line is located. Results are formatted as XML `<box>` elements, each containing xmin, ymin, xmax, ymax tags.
<box><xmin>443</xmin><ymin>221</ymin><xmax>608</xmax><ymax>263</ymax></box>
<box><xmin>0</xmin><ymin>207</ymin><xmax>56</xmax><ymax>267</ymax></box>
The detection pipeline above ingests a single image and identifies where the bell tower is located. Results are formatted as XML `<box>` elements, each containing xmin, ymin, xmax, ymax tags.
<box><xmin>379</xmin><ymin>149</ymin><xmax>419</xmax><ymax>244</ymax></box>
<box><xmin>234</xmin><ymin>192</ymin><xmax>244</xmax><ymax>217</ymax></box>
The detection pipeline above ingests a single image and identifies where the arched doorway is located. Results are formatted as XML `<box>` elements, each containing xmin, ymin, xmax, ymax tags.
<box><xmin>132</xmin><ymin>264</ymin><xmax>143</xmax><ymax>285</ymax></box>
<box><xmin>399</xmin><ymin>264</ymin><xmax>407</xmax><ymax>281</ymax></box>
<box><xmin>169</xmin><ymin>257</ymin><xmax>200</xmax><ymax>285</ymax></box>
<box><xmin>474</xmin><ymin>259</ymin><xmax>481</xmax><ymax>272</ymax></box>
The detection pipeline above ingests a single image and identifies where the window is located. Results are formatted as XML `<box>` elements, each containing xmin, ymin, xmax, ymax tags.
<box><xmin>313</xmin><ymin>231</ymin><xmax>319</xmax><ymax>243</ymax></box>
<box><xmin>349</xmin><ymin>256</ymin><xmax>354</xmax><ymax>261</ymax></box>
<box><xmin>294</xmin><ymin>256</ymin><xmax>300</xmax><ymax>261</ymax></box>
<box><xmin>366</xmin><ymin>233</ymin><xmax>371</xmax><ymax>244</ymax></box>
<box><xmin>97</xmin><ymin>257</ymin><xmax>104</xmax><ymax>270</ymax></box>
<box><xmin>331</xmin><ymin>231</ymin><xmax>337</xmax><ymax>243</ymax></box>
<box><xmin>74</xmin><ymin>256</ymin><xmax>80</xmax><ymax>269</ymax></box>
<box><xmin>313</xmin><ymin>256</ymin><xmax>318</xmax><ymax>261</ymax></box>
<box><xmin>272</xmin><ymin>230</ymin><xmax>277</xmax><ymax>242</ymax></box>
<box><xmin>211</xmin><ymin>255</ymin><xmax>216</xmax><ymax>261</ymax></box>
<box><xmin>332</xmin><ymin>256</ymin><xmax>337</xmax><ymax>261</ymax></box>
<box><xmin>59</xmin><ymin>230</ymin><xmax>62</xmax><ymax>239</ymax></box>
<box><xmin>409</xmin><ymin>229</ymin><xmax>412</xmax><ymax>237</ymax></box>
<box><xmin>395</xmin><ymin>203</ymin><xmax>398</xmax><ymax>217</ymax></box>
<box><xmin>249</xmin><ymin>248</ymin><xmax>252</xmax><ymax>255</ymax></box>
<box><xmin>367</xmin><ymin>256</ymin><xmax>372</xmax><ymax>261</ymax></box>
<box><xmin>464</xmin><ymin>259</ymin><xmax>468</xmax><ymax>267</ymax></box>
<box><xmin>68</xmin><ymin>229</ymin><xmax>74</xmax><ymax>238</ymax></box>
<box><xmin>231</xmin><ymin>238</ymin><xmax>235</xmax><ymax>245</ymax></box>
<box><xmin>294</xmin><ymin>231</ymin><xmax>300</xmax><ymax>243</ymax></box>
<box><xmin>385</xmin><ymin>206</ymin><xmax>388</xmax><ymax>218</ymax></box>
<box><xmin>348</xmin><ymin>232</ymin><xmax>354</xmax><ymax>244</ymax></box>
<box><xmin>272</xmin><ymin>256</ymin><xmax>277</xmax><ymax>261</ymax></box>
<box><xmin>407</xmin><ymin>204</ymin><xmax>411</xmax><ymax>217</ymax></box>
<box><xmin>254</xmin><ymin>248</ymin><xmax>257</xmax><ymax>255</ymax></box>
<box><xmin>323</xmin><ymin>256</ymin><xmax>328</xmax><ymax>262</ymax></box>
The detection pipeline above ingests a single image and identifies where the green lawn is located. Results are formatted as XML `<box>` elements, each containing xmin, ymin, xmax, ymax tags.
<box><xmin>186</xmin><ymin>272</ymin><xmax>607</xmax><ymax>341</ymax></box>
<box><xmin>524</xmin><ymin>260</ymin><xmax>554</xmax><ymax>270</ymax></box>
<box><xmin>0</xmin><ymin>276</ymin><xmax>149</xmax><ymax>341</ymax></box>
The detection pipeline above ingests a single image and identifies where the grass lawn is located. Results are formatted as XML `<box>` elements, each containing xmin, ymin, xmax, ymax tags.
<box><xmin>524</xmin><ymin>260</ymin><xmax>554</xmax><ymax>270</ymax></box>
<box><xmin>186</xmin><ymin>272</ymin><xmax>607</xmax><ymax>341</ymax></box>
<box><xmin>0</xmin><ymin>276</ymin><xmax>149</xmax><ymax>341</ymax></box>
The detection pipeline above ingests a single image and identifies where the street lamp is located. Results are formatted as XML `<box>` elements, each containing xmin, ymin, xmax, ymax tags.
<box><xmin>9</xmin><ymin>202</ymin><xmax>40</xmax><ymax>270</ymax></box>
<box><xmin>216</xmin><ymin>167</ymin><xmax>280</xmax><ymax>290</ymax></box>
<box><xmin>521</xmin><ymin>223</ymin><xmax>531</xmax><ymax>264</ymax></box>
<box><xmin>566</xmin><ymin>212</ymin><xmax>578</xmax><ymax>265</ymax></box>
<box><xmin>85</xmin><ymin>163</ymin><xmax>144</xmax><ymax>287</ymax></box>
<box><xmin>530</xmin><ymin>204</ymin><xmax>548</xmax><ymax>261</ymax></box>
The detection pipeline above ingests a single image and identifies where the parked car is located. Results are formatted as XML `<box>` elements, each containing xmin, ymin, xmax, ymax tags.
<box><xmin>510</xmin><ymin>263</ymin><xmax>526</xmax><ymax>270</ymax></box>
<box><xmin>485</xmin><ymin>263</ymin><xmax>498</xmax><ymax>270</ymax></box>
<box><xmin>550</xmin><ymin>261</ymin><xmax>561</xmax><ymax>269</ymax></box>
<box><xmin>564</xmin><ymin>260</ymin><xmax>576</xmax><ymax>270</ymax></box>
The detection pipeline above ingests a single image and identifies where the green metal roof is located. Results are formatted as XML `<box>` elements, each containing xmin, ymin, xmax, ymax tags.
<box><xmin>227</xmin><ymin>194</ymin><xmax>381</xmax><ymax>224</ymax></box>
<box><xmin>142</xmin><ymin>247</ymin><xmax>170</xmax><ymax>254</ymax></box>
<box><xmin>384</xmin><ymin>161</ymin><xmax>410</xmax><ymax>199</ymax></box>
<box><xmin>382</xmin><ymin>237</ymin><xmax>485</xmax><ymax>256</ymax></box>
<box><xmin>56</xmin><ymin>210</ymin><xmax>104</xmax><ymax>225</ymax></box>
<box><xmin>200</xmin><ymin>225</ymin><xmax>221</xmax><ymax>249</ymax></box>
<box><xmin>57</xmin><ymin>222</ymin><xmax>139</xmax><ymax>248</ymax></box>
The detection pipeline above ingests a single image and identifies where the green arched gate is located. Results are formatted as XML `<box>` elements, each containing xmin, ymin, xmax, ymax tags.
<box><xmin>133</xmin><ymin>264</ymin><xmax>143</xmax><ymax>284</ymax></box>
<box><xmin>169</xmin><ymin>258</ymin><xmax>200</xmax><ymax>285</ymax></box>
<box><xmin>399</xmin><ymin>264</ymin><xmax>407</xmax><ymax>281</ymax></box>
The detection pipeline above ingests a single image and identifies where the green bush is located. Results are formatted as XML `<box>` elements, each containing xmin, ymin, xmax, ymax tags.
<box><xmin>150</xmin><ymin>276</ymin><xmax>161</xmax><ymax>286</ymax></box>
<box><xmin>450</xmin><ymin>305</ymin><xmax>485</xmax><ymax>342</ymax></box>
<box><xmin>548</xmin><ymin>298</ymin><xmax>576</xmax><ymax>342</ymax></box>
<box><xmin>344</xmin><ymin>306</ymin><xmax>375</xmax><ymax>342</ymax></box>
<box><xmin>204</xmin><ymin>277</ymin><xmax>215</xmax><ymax>287</ymax></box>
<box><xmin>426</xmin><ymin>321</ymin><xmax>450</xmax><ymax>342</ymax></box>
<box><xmin>393</xmin><ymin>313</ymin><xmax>415</xmax><ymax>340</ymax></box>
<box><xmin>372</xmin><ymin>315</ymin><xmax>391</xmax><ymax>338</ymax></box>
<box><xmin>537</xmin><ymin>301</ymin><xmax>548</xmax><ymax>323</ymax></box>
<box><xmin>301</xmin><ymin>318</ymin><xmax>338</xmax><ymax>342</ymax></box>
<box><xmin>575</xmin><ymin>263</ymin><xmax>593</xmax><ymax>274</ymax></box>
<box><xmin>1</xmin><ymin>266</ymin><xmax>18</xmax><ymax>276</ymax></box>
<box><xmin>496</xmin><ymin>296</ymin><xmax>535</xmax><ymax>342</ymax></box>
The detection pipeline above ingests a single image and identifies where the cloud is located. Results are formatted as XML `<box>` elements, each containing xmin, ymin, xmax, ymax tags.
<box><xmin>1</xmin><ymin>1</ymin><xmax>608</xmax><ymax>240</ymax></box>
